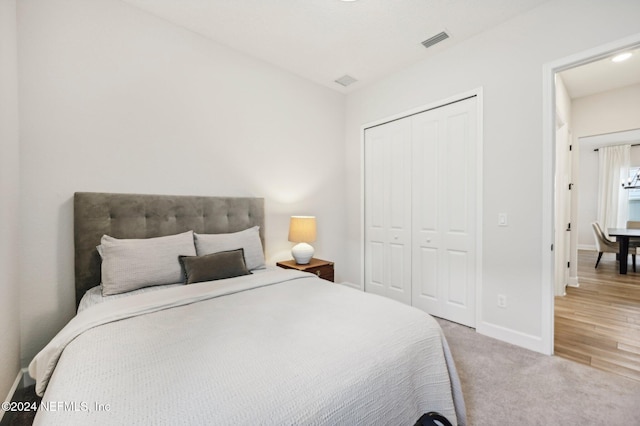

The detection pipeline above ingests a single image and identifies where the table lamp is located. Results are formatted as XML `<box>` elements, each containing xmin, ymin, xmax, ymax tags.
<box><xmin>288</xmin><ymin>216</ymin><xmax>317</xmax><ymax>264</ymax></box>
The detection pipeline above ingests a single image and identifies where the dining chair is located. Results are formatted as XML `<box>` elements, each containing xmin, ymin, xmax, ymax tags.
<box><xmin>592</xmin><ymin>222</ymin><xmax>636</xmax><ymax>272</ymax></box>
<box><xmin>626</xmin><ymin>221</ymin><xmax>640</xmax><ymax>269</ymax></box>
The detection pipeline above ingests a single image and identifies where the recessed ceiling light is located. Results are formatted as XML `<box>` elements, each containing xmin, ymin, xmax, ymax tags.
<box><xmin>612</xmin><ymin>52</ymin><xmax>633</xmax><ymax>63</ymax></box>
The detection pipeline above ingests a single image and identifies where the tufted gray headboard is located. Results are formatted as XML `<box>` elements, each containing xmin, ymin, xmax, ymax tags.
<box><xmin>74</xmin><ymin>192</ymin><xmax>265</xmax><ymax>307</ymax></box>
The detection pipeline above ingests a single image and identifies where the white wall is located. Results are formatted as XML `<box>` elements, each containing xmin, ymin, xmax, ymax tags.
<box><xmin>0</xmin><ymin>0</ymin><xmax>21</xmax><ymax>401</ymax></box>
<box><xmin>345</xmin><ymin>0</ymin><xmax>640</xmax><ymax>352</ymax></box>
<box><xmin>576</xmin><ymin>83</ymin><xmax>640</xmax><ymax>249</ymax></box>
<box><xmin>18</xmin><ymin>0</ymin><xmax>346</xmax><ymax>364</ymax></box>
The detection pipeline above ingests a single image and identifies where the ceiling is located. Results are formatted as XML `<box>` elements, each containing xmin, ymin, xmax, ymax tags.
<box><xmin>120</xmin><ymin>0</ymin><xmax>550</xmax><ymax>93</ymax></box>
<box><xmin>559</xmin><ymin>46</ymin><xmax>640</xmax><ymax>99</ymax></box>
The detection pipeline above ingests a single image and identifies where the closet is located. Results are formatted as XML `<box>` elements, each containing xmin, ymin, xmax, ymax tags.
<box><xmin>364</xmin><ymin>96</ymin><xmax>478</xmax><ymax>327</ymax></box>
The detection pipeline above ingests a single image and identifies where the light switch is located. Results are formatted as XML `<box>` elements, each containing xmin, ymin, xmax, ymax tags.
<box><xmin>498</xmin><ymin>213</ymin><xmax>508</xmax><ymax>226</ymax></box>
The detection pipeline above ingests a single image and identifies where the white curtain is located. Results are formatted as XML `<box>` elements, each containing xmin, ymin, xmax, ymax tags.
<box><xmin>597</xmin><ymin>145</ymin><xmax>630</xmax><ymax>237</ymax></box>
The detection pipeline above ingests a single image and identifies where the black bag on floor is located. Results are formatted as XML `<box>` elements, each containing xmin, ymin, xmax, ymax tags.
<box><xmin>414</xmin><ymin>411</ymin><xmax>453</xmax><ymax>426</ymax></box>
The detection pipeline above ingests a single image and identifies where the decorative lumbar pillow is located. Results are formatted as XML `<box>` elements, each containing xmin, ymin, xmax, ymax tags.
<box><xmin>194</xmin><ymin>226</ymin><xmax>265</xmax><ymax>271</ymax></box>
<box><xmin>178</xmin><ymin>249</ymin><xmax>251</xmax><ymax>284</ymax></box>
<box><xmin>99</xmin><ymin>230</ymin><xmax>196</xmax><ymax>296</ymax></box>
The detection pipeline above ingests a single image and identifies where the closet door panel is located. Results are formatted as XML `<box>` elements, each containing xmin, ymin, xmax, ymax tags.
<box><xmin>369</xmin><ymin>241</ymin><xmax>385</xmax><ymax>288</ymax></box>
<box><xmin>389</xmin><ymin>130</ymin><xmax>408</xmax><ymax>229</ymax></box>
<box><xmin>414</xmin><ymin>118</ymin><xmax>439</xmax><ymax>231</ymax></box>
<box><xmin>446</xmin><ymin>249</ymin><xmax>469</xmax><ymax>306</ymax></box>
<box><xmin>389</xmin><ymin>243</ymin><xmax>406</xmax><ymax>292</ymax></box>
<box><xmin>364</xmin><ymin>119</ymin><xmax>411</xmax><ymax>305</ymax></box>
<box><xmin>440</xmin><ymin>99</ymin><xmax>477</xmax><ymax>326</ymax></box>
<box><xmin>417</xmin><ymin>246</ymin><xmax>438</xmax><ymax>301</ymax></box>
<box><xmin>412</xmin><ymin>113</ymin><xmax>441</xmax><ymax>314</ymax></box>
<box><xmin>445</xmin><ymin>112</ymin><xmax>470</xmax><ymax>233</ymax></box>
<box><xmin>412</xmin><ymin>98</ymin><xmax>477</xmax><ymax>327</ymax></box>
<box><xmin>385</xmin><ymin>119</ymin><xmax>411</xmax><ymax>305</ymax></box>
<box><xmin>364</xmin><ymin>128</ymin><xmax>386</xmax><ymax>296</ymax></box>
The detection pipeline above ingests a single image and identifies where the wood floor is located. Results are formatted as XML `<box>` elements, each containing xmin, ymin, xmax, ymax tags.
<box><xmin>555</xmin><ymin>250</ymin><xmax>640</xmax><ymax>381</ymax></box>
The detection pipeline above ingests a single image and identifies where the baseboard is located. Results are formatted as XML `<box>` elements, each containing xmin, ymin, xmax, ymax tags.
<box><xmin>567</xmin><ymin>276</ymin><xmax>579</xmax><ymax>287</ymax></box>
<box><xmin>340</xmin><ymin>281</ymin><xmax>362</xmax><ymax>290</ymax></box>
<box><xmin>577</xmin><ymin>244</ymin><xmax>596</xmax><ymax>251</ymax></box>
<box><xmin>476</xmin><ymin>321</ymin><xmax>545</xmax><ymax>354</ymax></box>
<box><xmin>0</xmin><ymin>370</ymin><xmax>23</xmax><ymax>423</ymax></box>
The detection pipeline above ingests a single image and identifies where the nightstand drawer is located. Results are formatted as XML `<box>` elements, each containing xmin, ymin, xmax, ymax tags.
<box><xmin>306</xmin><ymin>264</ymin><xmax>334</xmax><ymax>282</ymax></box>
<box><xmin>276</xmin><ymin>258</ymin><xmax>335</xmax><ymax>282</ymax></box>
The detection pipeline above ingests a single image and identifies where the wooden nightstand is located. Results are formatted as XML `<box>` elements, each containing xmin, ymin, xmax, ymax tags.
<box><xmin>276</xmin><ymin>258</ymin><xmax>335</xmax><ymax>282</ymax></box>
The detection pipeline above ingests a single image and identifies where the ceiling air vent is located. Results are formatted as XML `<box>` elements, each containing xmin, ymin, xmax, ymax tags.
<box><xmin>421</xmin><ymin>31</ymin><xmax>449</xmax><ymax>49</ymax></box>
<box><xmin>335</xmin><ymin>74</ymin><xmax>358</xmax><ymax>87</ymax></box>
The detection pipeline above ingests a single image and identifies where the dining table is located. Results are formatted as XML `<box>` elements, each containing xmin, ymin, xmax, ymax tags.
<box><xmin>608</xmin><ymin>227</ymin><xmax>640</xmax><ymax>274</ymax></box>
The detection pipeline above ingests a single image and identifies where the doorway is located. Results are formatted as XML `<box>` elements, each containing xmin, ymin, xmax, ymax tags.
<box><xmin>543</xmin><ymin>33</ymin><xmax>640</xmax><ymax>356</ymax></box>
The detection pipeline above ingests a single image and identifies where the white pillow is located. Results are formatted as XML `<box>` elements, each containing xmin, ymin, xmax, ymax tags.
<box><xmin>99</xmin><ymin>230</ymin><xmax>196</xmax><ymax>296</ymax></box>
<box><xmin>194</xmin><ymin>226</ymin><xmax>265</xmax><ymax>271</ymax></box>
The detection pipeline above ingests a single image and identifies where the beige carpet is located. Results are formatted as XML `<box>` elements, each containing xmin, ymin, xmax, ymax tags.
<box><xmin>437</xmin><ymin>318</ymin><xmax>640</xmax><ymax>425</ymax></box>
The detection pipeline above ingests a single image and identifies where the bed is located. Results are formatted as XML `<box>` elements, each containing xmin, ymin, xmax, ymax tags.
<box><xmin>28</xmin><ymin>192</ymin><xmax>466</xmax><ymax>425</ymax></box>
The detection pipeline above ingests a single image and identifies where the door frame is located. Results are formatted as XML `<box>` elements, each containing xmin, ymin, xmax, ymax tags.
<box><xmin>360</xmin><ymin>87</ymin><xmax>484</xmax><ymax>327</ymax></box>
<box><xmin>542</xmin><ymin>33</ymin><xmax>640</xmax><ymax>355</ymax></box>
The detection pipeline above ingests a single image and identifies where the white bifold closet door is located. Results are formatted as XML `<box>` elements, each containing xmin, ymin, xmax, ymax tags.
<box><xmin>364</xmin><ymin>97</ymin><xmax>477</xmax><ymax>327</ymax></box>
<box><xmin>364</xmin><ymin>118</ymin><xmax>412</xmax><ymax>305</ymax></box>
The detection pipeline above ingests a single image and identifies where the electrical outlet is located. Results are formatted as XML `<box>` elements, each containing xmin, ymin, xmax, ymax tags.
<box><xmin>498</xmin><ymin>213</ymin><xmax>508</xmax><ymax>226</ymax></box>
<box><xmin>497</xmin><ymin>294</ymin><xmax>507</xmax><ymax>308</ymax></box>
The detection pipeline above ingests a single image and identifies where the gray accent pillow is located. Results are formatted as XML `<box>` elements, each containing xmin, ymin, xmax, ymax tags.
<box><xmin>179</xmin><ymin>249</ymin><xmax>251</xmax><ymax>284</ymax></box>
<box><xmin>194</xmin><ymin>226</ymin><xmax>265</xmax><ymax>271</ymax></box>
<box><xmin>99</xmin><ymin>230</ymin><xmax>196</xmax><ymax>296</ymax></box>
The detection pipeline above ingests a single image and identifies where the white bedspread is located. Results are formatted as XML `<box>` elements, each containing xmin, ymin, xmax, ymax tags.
<box><xmin>29</xmin><ymin>269</ymin><xmax>466</xmax><ymax>425</ymax></box>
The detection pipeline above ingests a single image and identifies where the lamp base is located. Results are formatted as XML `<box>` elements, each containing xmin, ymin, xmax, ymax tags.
<box><xmin>292</xmin><ymin>242</ymin><xmax>314</xmax><ymax>265</ymax></box>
